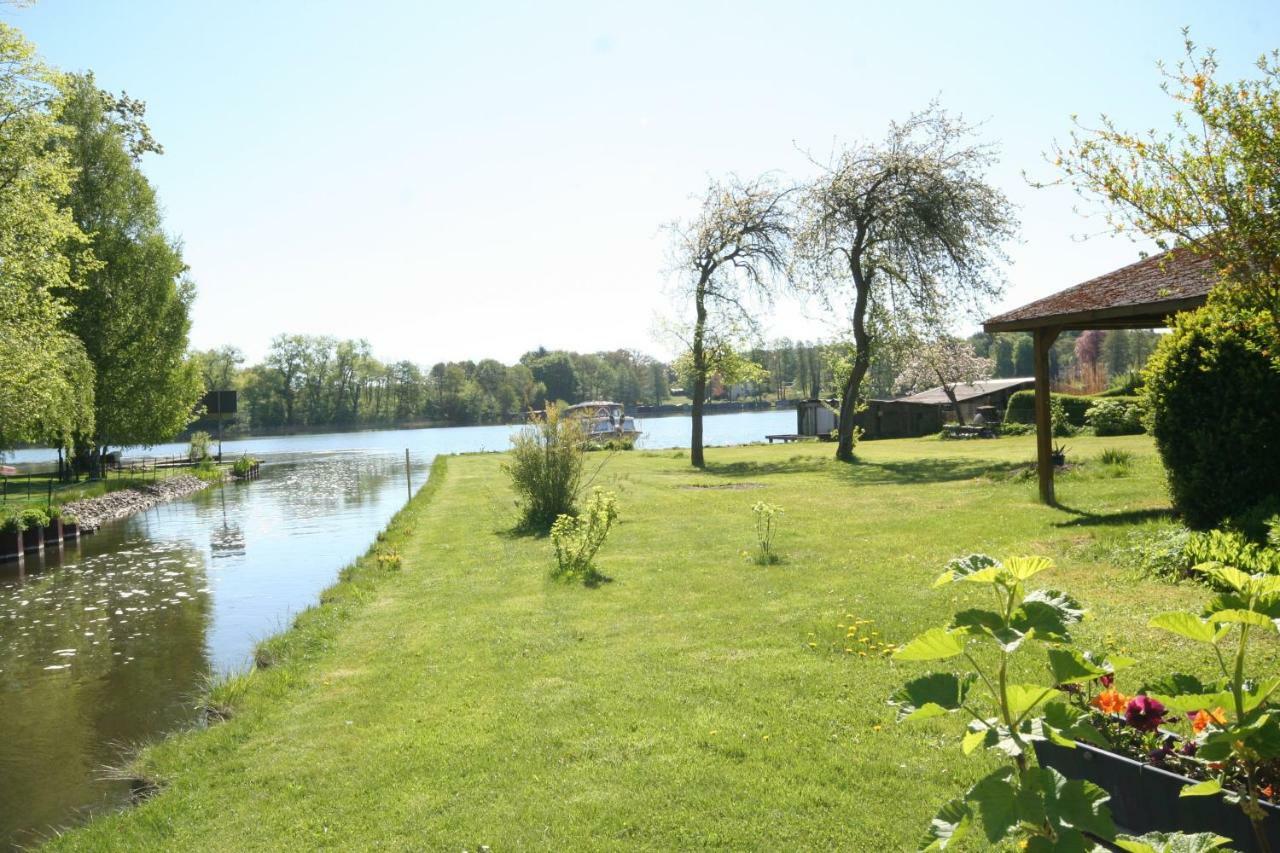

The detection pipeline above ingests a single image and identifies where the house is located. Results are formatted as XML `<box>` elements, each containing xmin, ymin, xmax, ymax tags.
<box><xmin>895</xmin><ymin>377</ymin><xmax>1035</xmax><ymax>425</ymax></box>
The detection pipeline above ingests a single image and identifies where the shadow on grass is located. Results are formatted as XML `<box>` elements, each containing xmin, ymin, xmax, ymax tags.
<box><xmin>702</xmin><ymin>457</ymin><xmax>831</xmax><ymax>478</ymax></box>
<box><xmin>1051</xmin><ymin>506</ymin><xmax>1176</xmax><ymax>528</ymax></box>
<box><xmin>831</xmin><ymin>457</ymin><xmax>1028</xmax><ymax>486</ymax></box>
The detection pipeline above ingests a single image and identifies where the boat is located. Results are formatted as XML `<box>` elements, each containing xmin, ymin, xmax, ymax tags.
<box><xmin>562</xmin><ymin>401</ymin><xmax>642</xmax><ymax>446</ymax></box>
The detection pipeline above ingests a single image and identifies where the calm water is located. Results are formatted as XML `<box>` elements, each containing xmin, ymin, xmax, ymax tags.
<box><xmin>0</xmin><ymin>410</ymin><xmax>793</xmax><ymax>846</ymax></box>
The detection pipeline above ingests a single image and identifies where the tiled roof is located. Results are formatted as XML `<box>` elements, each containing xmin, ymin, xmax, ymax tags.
<box><xmin>984</xmin><ymin>249</ymin><xmax>1216</xmax><ymax>332</ymax></box>
<box><xmin>899</xmin><ymin>377</ymin><xmax>1035</xmax><ymax>405</ymax></box>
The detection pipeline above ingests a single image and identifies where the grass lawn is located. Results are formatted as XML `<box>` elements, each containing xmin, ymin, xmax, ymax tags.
<box><xmin>0</xmin><ymin>465</ymin><xmax>214</xmax><ymax>514</ymax></box>
<box><xmin>47</xmin><ymin>435</ymin><xmax>1279</xmax><ymax>850</ymax></box>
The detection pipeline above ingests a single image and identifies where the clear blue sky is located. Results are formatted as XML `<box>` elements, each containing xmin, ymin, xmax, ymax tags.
<box><xmin>10</xmin><ymin>1</ymin><xmax>1279</xmax><ymax>363</ymax></box>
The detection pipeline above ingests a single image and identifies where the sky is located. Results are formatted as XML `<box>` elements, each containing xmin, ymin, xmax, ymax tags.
<box><xmin>9</xmin><ymin>1</ymin><xmax>1280</xmax><ymax>365</ymax></box>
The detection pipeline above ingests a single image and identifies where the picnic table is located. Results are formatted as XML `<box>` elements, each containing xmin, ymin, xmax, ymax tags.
<box><xmin>941</xmin><ymin>423</ymin><xmax>997</xmax><ymax>440</ymax></box>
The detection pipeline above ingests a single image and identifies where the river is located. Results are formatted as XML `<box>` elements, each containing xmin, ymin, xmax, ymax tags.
<box><xmin>0</xmin><ymin>410</ymin><xmax>794</xmax><ymax>847</ymax></box>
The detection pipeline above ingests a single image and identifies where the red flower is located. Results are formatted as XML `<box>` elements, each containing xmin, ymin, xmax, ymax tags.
<box><xmin>1125</xmin><ymin>695</ymin><xmax>1167</xmax><ymax>732</ymax></box>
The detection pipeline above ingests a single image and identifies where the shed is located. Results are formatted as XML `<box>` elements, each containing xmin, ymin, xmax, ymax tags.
<box><xmin>896</xmin><ymin>377</ymin><xmax>1035</xmax><ymax>425</ymax></box>
<box><xmin>983</xmin><ymin>249</ymin><xmax>1216</xmax><ymax>503</ymax></box>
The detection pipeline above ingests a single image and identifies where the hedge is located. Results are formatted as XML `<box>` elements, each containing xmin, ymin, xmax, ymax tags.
<box><xmin>1004</xmin><ymin>391</ymin><xmax>1141</xmax><ymax>426</ymax></box>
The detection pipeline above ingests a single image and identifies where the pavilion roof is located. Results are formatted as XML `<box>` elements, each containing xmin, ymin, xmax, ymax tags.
<box><xmin>984</xmin><ymin>249</ymin><xmax>1217</xmax><ymax>333</ymax></box>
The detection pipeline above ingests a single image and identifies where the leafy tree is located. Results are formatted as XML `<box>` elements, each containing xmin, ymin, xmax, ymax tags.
<box><xmin>894</xmin><ymin>337</ymin><xmax>994</xmax><ymax>424</ymax></box>
<box><xmin>667</xmin><ymin>175</ymin><xmax>790</xmax><ymax>467</ymax></box>
<box><xmin>1012</xmin><ymin>334</ymin><xmax>1035</xmax><ymax>377</ymax></box>
<box><xmin>524</xmin><ymin>351</ymin><xmax>577</xmax><ymax>405</ymax></box>
<box><xmin>0</xmin><ymin>24</ymin><xmax>96</xmax><ymax>454</ymax></box>
<box><xmin>56</xmin><ymin>73</ymin><xmax>201</xmax><ymax>460</ymax></box>
<box><xmin>193</xmin><ymin>346</ymin><xmax>245</xmax><ymax>392</ymax></box>
<box><xmin>794</xmin><ymin>106</ymin><xmax>1017</xmax><ymax>461</ymax></box>
<box><xmin>992</xmin><ymin>335</ymin><xmax>1015</xmax><ymax>378</ymax></box>
<box><xmin>1054</xmin><ymin>32</ymin><xmax>1280</xmax><ymax>326</ymax></box>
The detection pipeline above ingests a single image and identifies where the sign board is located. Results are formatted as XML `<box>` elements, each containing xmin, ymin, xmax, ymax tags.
<box><xmin>202</xmin><ymin>390</ymin><xmax>238</xmax><ymax>416</ymax></box>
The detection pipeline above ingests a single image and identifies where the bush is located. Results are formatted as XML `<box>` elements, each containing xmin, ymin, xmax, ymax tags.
<box><xmin>20</xmin><ymin>507</ymin><xmax>49</xmax><ymax>530</ymax></box>
<box><xmin>1143</xmin><ymin>303</ymin><xmax>1280</xmax><ymax>528</ymax></box>
<box><xmin>1085</xmin><ymin>399</ymin><xmax>1145</xmax><ymax>436</ymax></box>
<box><xmin>1049</xmin><ymin>396</ymin><xmax>1075</xmax><ymax>437</ymax></box>
<box><xmin>232</xmin><ymin>456</ymin><xmax>258</xmax><ymax>477</ymax></box>
<box><xmin>550</xmin><ymin>488</ymin><xmax>618</xmax><ymax>583</ymax></box>
<box><xmin>503</xmin><ymin>404</ymin><xmax>586</xmax><ymax>531</ymax></box>
<box><xmin>999</xmin><ymin>421</ymin><xmax>1033</xmax><ymax>436</ymax></box>
<box><xmin>0</xmin><ymin>512</ymin><xmax>21</xmax><ymax>534</ymax></box>
<box><xmin>1005</xmin><ymin>390</ymin><xmax>1137</xmax><ymax>426</ymax></box>
<box><xmin>188</xmin><ymin>430</ymin><xmax>212</xmax><ymax>462</ymax></box>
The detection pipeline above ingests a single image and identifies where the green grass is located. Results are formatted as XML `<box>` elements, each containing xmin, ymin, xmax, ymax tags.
<box><xmin>0</xmin><ymin>466</ymin><xmax>203</xmax><ymax>513</ymax></box>
<box><xmin>46</xmin><ymin>435</ymin><xmax>1278</xmax><ymax>850</ymax></box>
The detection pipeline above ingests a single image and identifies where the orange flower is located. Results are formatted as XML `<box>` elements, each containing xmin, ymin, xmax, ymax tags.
<box><xmin>1261</xmin><ymin>784</ymin><xmax>1274</xmax><ymax>801</ymax></box>
<box><xmin>1092</xmin><ymin>689</ymin><xmax>1129</xmax><ymax>714</ymax></box>
<box><xmin>1191</xmin><ymin>707</ymin><xmax>1228</xmax><ymax>733</ymax></box>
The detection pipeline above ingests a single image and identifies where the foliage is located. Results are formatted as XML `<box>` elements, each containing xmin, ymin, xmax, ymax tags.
<box><xmin>549</xmin><ymin>488</ymin><xmax>618</xmax><ymax>584</ymax></box>
<box><xmin>1144</xmin><ymin>564</ymin><xmax>1280</xmax><ymax>849</ymax></box>
<box><xmin>894</xmin><ymin>337</ymin><xmax>993</xmax><ymax>425</ymax></box>
<box><xmin>1142</xmin><ymin>303</ymin><xmax>1280</xmax><ymax>529</ymax></box>
<box><xmin>188</xmin><ymin>431</ymin><xmax>212</xmax><ymax>463</ymax></box>
<box><xmin>999</xmin><ymin>421</ymin><xmax>1033</xmax><ymax>436</ymax></box>
<box><xmin>667</xmin><ymin>175</ymin><xmax>791</xmax><ymax>467</ymax></box>
<box><xmin>1005</xmin><ymin>391</ymin><xmax>1132</xmax><ymax>427</ymax></box>
<box><xmin>792</xmin><ymin>105</ymin><xmax>1018</xmax><ymax>462</ymax></box>
<box><xmin>751</xmin><ymin>501</ymin><xmax>782</xmax><ymax>565</ymax></box>
<box><xmin>503</xmin><ymin>404</ymin><xmax>586</xmax><ymax>531</ymax></box>
<box><xmin>0</xmin><ymin>24</ymin><xmax>97</xmax><ymax>453</ymax></box>
<box><xmin>1050</xmin><ymin>397</ymin><xmax>1076</xmax><ymax>437</ymax></box>
<box><xmin>891</xmin><ymin>554</ymin><xmax>1123</xmax><ymax>850</ymax></box>
<box><xmin>19</xmin><ymin>507</ymin><xmax>49</xmax><ymax>530</ymax></box>
<box><xmin>1098</xmin><ymin>448</ymin><xmax>1134</xmax><ymax>468</ymax></box>
<box><xmin>1086</xmin><ymin>399</ymin><xmax>1146</xmax><ymax>436</ymax></box>
<box><xmin>0</xmin><ymin>512</ymin><xmax>22</xmax><ymax>534</ymax></box>
<box><xmin>1053</xmin><ymin>33</ymin><xmax>1280</xmax><ymax>322</ymax></box>
<box><xmin>56</xmin><ymin>72</ymin><xmax>203</xmax><ymax>454</ymax></box>
<box><xmin>232</xmin><ymin>456</ymin><xmax>258</xmax><ymax>478</ymax></box>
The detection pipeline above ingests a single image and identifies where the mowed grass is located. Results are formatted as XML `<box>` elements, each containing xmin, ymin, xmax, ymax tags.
<box><xmin>47</xmin><ymin>434</ymin><xmax>1278</xmax><ymax>850</ymax></box>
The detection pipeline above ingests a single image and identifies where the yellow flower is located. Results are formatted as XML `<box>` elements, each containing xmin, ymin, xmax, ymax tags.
<box><xmin>807</xmin><ymin>642</ymin><xmax>817</xmax><ymax>649</ymax></box>
<box><xmin>872</xmin><ymin>724</ymin><xmax>882</xmax><ymax>732</ymax></box>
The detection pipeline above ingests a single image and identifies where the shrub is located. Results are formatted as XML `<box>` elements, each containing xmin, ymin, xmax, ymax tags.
<box><xmin>188</xmin><ymin>430</ymin><xmax>212</xmax><ymax>462</ymax></box>
<box><xmin>999</xmin><ymin>421</ymin><xmax>1033</xmax><ymax>436</ymax></box>
<box><xmin>1050</xmin><ymin>397</ymin><xmax>1075</xmax><ymax>437</ymax></box>
<box><xmin>0</xmin><ymin>512</ymin><xmax>21</xmax><ymax>534</ymax></box>
<box><xmin>751</xmin><ymin>501</ymin><xmax>782</xmax><ymax>564</ymax></box>
<box><xmin>20</xmin><ymin>507</ymin><xmax>49</xmax><ymax>530</ymax></box>
<box><xmin>549</xmin><ymin>488</ymin><xmax>618</xmax><ymax>584</ymax></box>
<box><xmin>1005</xmin><ymin>391</ymin><xmax>1127</xmax><ymax>426</ymax></box>
<box><xmin>1085</xmin><ymin>399</ymin><xmax>1145</xmax><ymax>436</ymax></box>
<box><xmin>503</xmin><ymin>404</ymin><xmax>586</xmax><ymax>531</ymax></box>
<box><xmin>1143</xmin><ymin>303</ymin><xmax>1280</xmax><ymax>528</ymax></box>
<box><xmin>232</xmin><ymin>456</ymin><xmax>258</xmax><ymax>477</ymax></box>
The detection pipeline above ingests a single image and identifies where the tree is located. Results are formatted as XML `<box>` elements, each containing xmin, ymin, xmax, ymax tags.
<box><xmin>264</xmin><ymin>334</ymin><xmax>308</xmax><ymax>426</ymax></box>
<box><xmin>57</xmin><ymin>73</ymin><xmax>202</xmax><ymax>460</ymax></box>
<box><xmin>1054</xmin><ymin>33</ymin><xmax>1280</xmax><ymax>325</ymax></box>
<box><xmin>1012</xmin><ymin>334</ymin><xmax>1035</xmax><ymax>377</ymax></box>
<box><xmin>667</xmin><ymin>175</ymin><xmax>790</xmax><ymax>467</ymax></box>
<box><xmin>794</xmin><ymin>106</ymin><xmax>1017</xmax><ymax>461</ymax></box>
<box><xmin>894</xmin><ymin>337</ymin><xmax>994</xmax><ymax>424</ymax></box>
<box><xmin>0</xmin><ymin>24</ymin><xmax>96</xmax><ymax>454</ymax></box>
<box><xmin>193</xmin><ymin>346</ymin><xmax>245</xmax><ymax>392</ymax></box>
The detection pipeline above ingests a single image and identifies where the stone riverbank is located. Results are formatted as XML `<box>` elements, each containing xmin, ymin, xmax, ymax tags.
<box><xmin>62</xmin><ymin>475</ymin><xmax>215</xmax><ymax>530</ymax></box>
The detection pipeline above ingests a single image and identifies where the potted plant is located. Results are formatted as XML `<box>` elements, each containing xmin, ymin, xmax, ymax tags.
<box><xmin>20</xmin><ymin>507</ymin><xmax>48</xmax><ymax>552</ymax></box>
<box><xmin>42</xmin><ymin>505</ymin><xmax>63</xmax><ymax>544</ymax></box>
<box><xmin>1033</xmin><ymin>562</ymin><xmax>1280</xmax><ymax>851</ymax></box>
<box><xmin>1051</xmin><ymin>443</ymin><xmax>1068</xmax><ymax>466</ymax></box>
<box><xmin>0</xmin><ymin>513</ymin><xmax>22</xmax><ymax>560</ymax></box>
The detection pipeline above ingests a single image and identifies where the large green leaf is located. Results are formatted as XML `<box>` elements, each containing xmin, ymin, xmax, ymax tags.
<box><xmin>1048</xmin><ymin>648</ymin><xmax>1108</xmax><ymax>685</ymax></box>
<box><xmin>950</xmin><ymin>608</ymin><xmax>1004</xmax><ymax>634</ymax></box>
<box><xmin>1178</xmin><ymin>779</ymin><xmax>1222</xmax><ymax>798</ymax></box>
<box><xmin>965</xmin><ymin>767</ymin><xmax>1017</xmax><ymax>844</ymax></box>
<box><xmin>1005</xmin><ymin>555</ymin><xmax>1053</xmax><ymax>581</ymax></box>
<box><xmin>1148</xmin><ymin>612</ymin><xmax>1221</xmax><ymax>644</ymax></box>
<box><xmin>1006</xmin><ymin>684</ymin><xmax>1059</xmax><ymax>718</ymax></box>
<box><xmin>933</xmin><ymin>554</ymin><xmax>1001</xmax><ymax>588</ymax></box>
<box><xmin>1024</xmin><ymin>588</ymin><xmax>1084</xmax><ymax>624</ymax></box>
<box><xmin>1199</xmin><ymin>564</ymin><xmax>1255</xmax><ymax>594</ymax></box>
<box><xmin>1115</xmin><ymin>831</ymin><xmax>1234</xmax><ymax>853</ymax></box>
<box><xmin>1148</xmin><ymin>691</ymin><xmax>1235</xmax><ymax>716</ymax></box>
<box><xmin>1143</xmin><ymin>673</ymin><xmax>1214</xmax><ymax>697</ymax></box>
<box><xmin>919</xmin><ymin>797</ymin><xmax>972</xmax><ymax>851</ymax></box>
<box><xmin>890</xmin><ymin>672</ymin><xmax>976</xmax><ymax>723</ymax></box>
<box><xmin>894</xmin><ymin>627</ymin><xmax>966</xmax><ymax>661</ymax></box>
<box><xmin>1042</xmin><ymin>701</ymin><xmax>1110</xmax><ymax>748</ymax></box>
<box><xmin>1033</xmin><ymin>766</ymin><xmax>1116</xmax><ymax>842</ymax></box>
<box><xmin>1207</xmin><ymin>608</ymin><xmax>1276</xmax><ymax>629</ymax></box>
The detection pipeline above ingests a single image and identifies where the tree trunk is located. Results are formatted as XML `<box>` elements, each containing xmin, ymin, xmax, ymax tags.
<box><xmin>690</xmin><ymin>280</ymin><xmax>708</xmax><ymax>468</ymax></box>
<box><xmin>835</xmin><ymin>257</ymin><xmax>871</xmax><ymax>463</ymax></box>
<box><xmin>945</xmin><ymin>387</ymin><xmax>965</xmax><ymax>425</ymax></box>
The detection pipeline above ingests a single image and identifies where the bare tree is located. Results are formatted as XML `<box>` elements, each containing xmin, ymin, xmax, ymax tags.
<box><xmin>793</xmin><ymin>106</ymin><xmax>1017</xmax><ymax>461</ymax></box>
<box><xmin>894</xmin><ymin>337</ymin><xmax>993</xmax><ymax>424</ymax></box>
<box><xmin>667</xmin><ymin>175</ymin><xmax>791</xmax><ymax>467</ymax></box>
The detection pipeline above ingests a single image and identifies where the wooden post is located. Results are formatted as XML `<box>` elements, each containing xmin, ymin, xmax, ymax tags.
<box><xmin>405</xmin><ymin>449</ymin><xmax>412</xmax><ymax>501</ymax></box>
<box><xmin>1033</xmin><ymin>326</ymin><xmax>1061</xmax><ymax>505</ymax></box>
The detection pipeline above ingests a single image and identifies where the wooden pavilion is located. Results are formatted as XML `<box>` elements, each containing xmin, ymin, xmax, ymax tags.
<box><xmin>983</xmin><ymin>249</ymin><xmax>1218</xmax><ymax>503</ymax></box>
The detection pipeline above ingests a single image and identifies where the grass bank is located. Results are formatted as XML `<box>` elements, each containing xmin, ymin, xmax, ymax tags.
<box><xmin>47</xmin><ymin>436</ymin><xmax>1277</xmax><ymax>850</ymax></box>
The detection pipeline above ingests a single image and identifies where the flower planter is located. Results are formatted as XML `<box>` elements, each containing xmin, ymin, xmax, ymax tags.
<box><xmin>1034</xmin><ymin>740</ymin><xmax>1280</xmax><ymax>852</ymax></box>
<box><xmin>21</xmin><ymin>526</ymin><xmax>42</xmax><ymax>553</ymax></box>
<box><xmin>0</xmin><ymin>530</ymin><xmax>20</xmax><ymax>561</ymax></box>
<box><xmin>42</xmin><ymin>519</ymin><xmax>62</xmax><ymax>545</ymax></box>
<box><xmin>62</xmin><ymin>522</ymin><xmax>79</xmax><ymax>540</ymax></box>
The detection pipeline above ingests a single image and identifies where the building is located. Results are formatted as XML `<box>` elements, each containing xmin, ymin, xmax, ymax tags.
<box><xmin>894</xmin><ymin>377</ymin><xmax>1035</xmax><ymax>425</ymax></box>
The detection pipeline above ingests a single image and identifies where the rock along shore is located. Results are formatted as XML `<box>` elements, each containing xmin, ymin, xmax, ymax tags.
<box><xmin>62</xmin><ymin>475</ymin><xmax>215</xmax><ymax>530</ymax></box>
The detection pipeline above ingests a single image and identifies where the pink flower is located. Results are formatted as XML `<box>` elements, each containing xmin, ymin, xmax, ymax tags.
<box><xmin>1125</xmin><ymin>695</ymin><xmax>1167</xmax><ymax>732</ymax></box>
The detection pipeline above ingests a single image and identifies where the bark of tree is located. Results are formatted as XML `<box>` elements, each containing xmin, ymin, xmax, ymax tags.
<box><xmin>835</xmin><ymin>244</ymin><xmax>871</xmax><ymax>462</ymax></box>
<box><xmin>690</xmin><ymin>278</ymin><xmax>708</xmax><ymax>468</ymax></box>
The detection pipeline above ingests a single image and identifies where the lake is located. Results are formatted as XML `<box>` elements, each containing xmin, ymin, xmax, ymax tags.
<box><xmin>0</xmin><ymin>409</ymin><xmax>794</xmax><ymax>847</ymax></box>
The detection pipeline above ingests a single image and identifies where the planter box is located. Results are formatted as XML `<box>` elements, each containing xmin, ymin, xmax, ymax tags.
<box><xmin>0</xmin><ymin>530</ymin><xmax>20</xmax><ymax>560</ymax></box>
<box><xmin>42</xmin><ymin>519</ymin><xmax>62</xmax><ymax>544</ymax></box>
<box><xmin>1034</xmin><ymin>740</ymin><xmax>1280</xmax><ymax>852</ymax></box>
<box><xmin>62</xmin><ymin>522</ymin><xmax>79</xmax><ymax>540</ymax></box>
<box><xmin>21</xmin><ymin>526</ymin><xmax>42</xmax><ymax>553</ymax></box>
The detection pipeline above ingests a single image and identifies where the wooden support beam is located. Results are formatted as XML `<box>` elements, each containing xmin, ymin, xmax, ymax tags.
<box><xmin>1033</xmin><ymin>327</ymin><xmax>1061</xmax><ymax>504</ymax></box>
